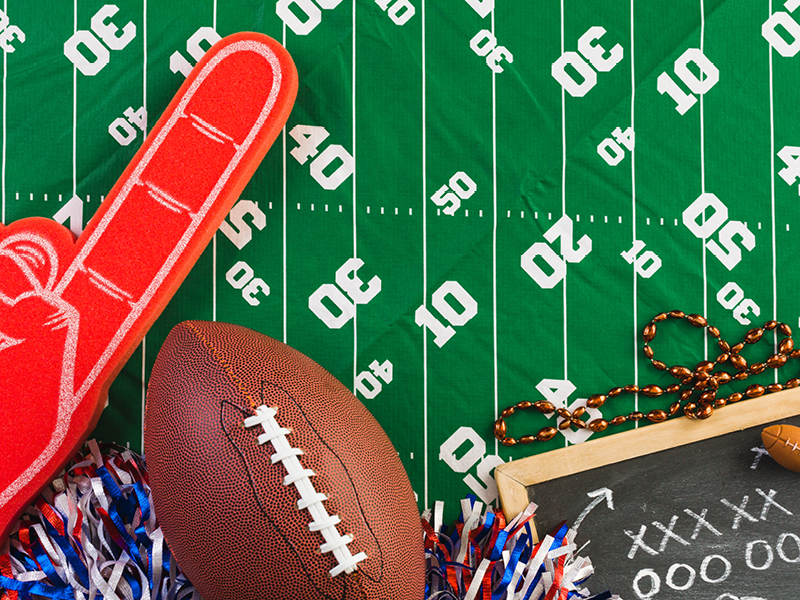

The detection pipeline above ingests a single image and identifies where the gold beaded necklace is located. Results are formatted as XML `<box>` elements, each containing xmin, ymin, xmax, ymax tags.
<box><xmin>493</xmin><ymin>311</ymin><xmax>797</xmax><ymax>447</ymax></box>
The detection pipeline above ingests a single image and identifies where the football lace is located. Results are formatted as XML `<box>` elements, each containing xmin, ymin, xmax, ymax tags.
<box><xmin>244</xmin><ymin>405</ymin><xmax>368</xmax><ymax>577</ymax></box>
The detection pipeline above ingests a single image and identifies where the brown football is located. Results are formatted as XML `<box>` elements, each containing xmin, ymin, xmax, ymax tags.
<box><xmin>144</xmin><ymin>320</ymin><xmax>425</xmax><ymax>600</ymax></box>
<box><xmin>762</xmin><ymin>423</ymin><xmax>800</xmax><ymax>473</ymax></box>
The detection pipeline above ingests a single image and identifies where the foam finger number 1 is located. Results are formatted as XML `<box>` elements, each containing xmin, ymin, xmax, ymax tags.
<box><xmin>0</xmin><ymin>32</ymin><xmax>298</xmax><ymax>543</ymax></box>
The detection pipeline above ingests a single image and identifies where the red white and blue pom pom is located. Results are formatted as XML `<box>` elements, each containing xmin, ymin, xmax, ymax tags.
<box><xmin>0</xmin><ymin>441</ymin><xmax>196</xmax><ymax>600</ymax></box>
<box><xmin>423</xmin><ymin>498</ymin><xmax>618</xmax><ymax>600</ymax></box>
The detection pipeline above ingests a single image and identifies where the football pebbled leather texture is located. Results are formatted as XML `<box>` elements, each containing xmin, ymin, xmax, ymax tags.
<box><xmin>762</xmin><ymin>423</ymin><xmax>800</xmax><ymax>473</ymax></box>
<box><xmin>144</xmin><ymin>320</ymin><xmax>425</xmax><ymax>600</ymax></box>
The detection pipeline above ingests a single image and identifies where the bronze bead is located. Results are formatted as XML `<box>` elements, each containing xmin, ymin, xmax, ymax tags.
<box><xmin>535</xmin><ymin>401</ymin><xmax>556</xmax><ymax>414</ymax></box>
<box><xmin>695</xmin><ymin>360</ymin><xmax>715</xmax><ymax>372</ymax></box>
<box><xmin>730</xmin><ymin>354</ymin><xmax>748</xmax><ymax>371</ymax></box>
<box><xmin>520</xmin><ymin>435</ymin><xmax>537</xmax><ymax>444</ymax></box>
<box><xmin>792</xmin><ymin>350</ymin><xmax>800</xmax><ymax>360</ymax></box>
<box><xmin>624</xmin><ymin>384</ymin><xmax>640</xmax><ymax>394</ymax></box>
<box><xmin>680</xmin><ymin>389</ymin><xmax>694</xmax><ymax>402</ymax></box>
<box><xmin>536</xmin><ymin>427</ymin><xmax>558</xmax><ymax>441</ymax></box>
<box><xmin>643</xmin><ymin>344</ymin><xmax>654</xmax><ymax>359</ymax></box>
<box><xmin>670</xmin><ymin>365</ymin><xmax>692</xmax><ymax>379</ymax></box>
<box><xmin>765</xmin><ymin>320</ymin><xmax>778</xmax><ymax>330</ymax></box>
<box><xmin>647</xmin><ymin>409</ymin><xmax>669</xmax><ymax>423</ymax></box>
<box><xmin>749</xmin><ymin>362</ymin><xmax>766</xmax><ymax>375</ymax></box>
<box><xmin>501</xmin><ymin>437</ymin><xmax>517</xmax><ymax>446</ymax></box>
<box><xmin>588</xmin><ymin>418</ymin><xmax>609</xmax><ymax>432</ymax></box>
<box><xmin>683</xmin><ymin>402</ymin><xmax>698</xmax><ymax>418</ymax></box>
<box><xmin>767</xmin><ymin>354</ymin><xmax>788</xmax><ymax>369</ymax></box>
<box><xmin>516</xmin><ymin>400</ymin><xmax>533</xmax><ymax>410</ymax></box>
<box><xmin>668</xmin><ymin>310</ymin><xmax>686</xmax><ymax>318</ymax></box>
<box><xmin>716</xmin><ymin>353</ymin><xmax>730</xmax><ymax>364</ymax></box>
<box><xmin>501</xmin><ymin>406</ymin><xmax>515</xmax><ymax>418</ymax></box>
<box><xmin>767</xmin><ymin>383</ymin><xmax>783</xmax><ymax>393</ymax></box>
<box><xmin>668</xmin><ymin>402</ymin><xmax>681</xmax><ymax>416</ymax></box>
<box><xmin>718</xmin><ymin>340</ymin><xmax>731</xmax><ymax>352</ymax></box>
<box><xmin>732</xmin><ymin>342</ymin><xmax>745</xmax><ymax>353</ymax></box>
<box><xmin>696</xmin><ymin>404</ymin><xmax>714</xmax><ymax>419</ymax></box>
<box><xmin>733</xmin><ymin>372</ymin><xmax>749</xmax><ymax>381</ymax></box>
<box><xmin>652</xmin><ymin>360</ymin><xmax>667</xmax><ymax>371</ymax></box>
<box><xmin>642</xmin><ymin>384</ymin><xmax>663</xmax><ymax>398</ymax></box>
<box><xmin>643</xmin><ymin>323</ymin><xmax>657</xmax><ymax>342</ymax></box>
<box><xmin>699</xmin><ymin>390</ymin><xmax>717</xmax><ymax>405</ymax></box>
<box><xmin>714</xmin><ymin>397</ymin><xmax>727</xmax><ymax>408</ymax></box>
<box><xmin>586</xmin><ymin>394</ymin><xmax>606</xmax><ymax>408</ymax></box>
<box><xmin>779</xmin><ymin>322</ymin><xmax>792</xmax><ymax>336</ymax></box>
<box><xmin>608</xmin><ymin>387</ymin><xmax>623</xmax><ymax>397</ymax></box>
<box><xmin>727</xmin><ymin>392</ymin><xmax>744</xmax><ymax>403</ymax></box>
<box><xmin>571</xmin><ymin>418</ymin><xmax>587</xmax><ymax>429</ymax></box>
<box><xmin>687</xmin><ymin>314</ymin><xmax>708</xmax><ymax>328</ymax></box>
<box><xmin>744</xmin><ymin>328</ymin><xmax>763</xmax><ymax>344</ymax></box>
<box><xmin>746</xmin><ymin>384</ymin><xmax>765</xmax><ymax>398</ymax></box>
<box><xmin>666</xmin><ymin>384</ymin><xmax>681</xmax><ymax>394</ymax></box>
<box><xmin>787</xmin><ymin>378</ymin><xmax>800</xmax><ymax>389</ymax></box>
<box><xmin>780</xmin><ymin>338</ymin><xmax>794</xmax><ymax>354</ymax></box>
<box><xmin>653</xmin><ymin>312</ymin><xmax>668</xmax><ymax>322</ymax></box>
<box><xmin>629</xmin><ymin>411</ymin><xmax>645</xmax><ymax>421</ymax></box>
<box><xmin>610</xmin><ymin>415</ymin><xmax>627</xmax><ymax>425</ymax></box>
<box><xmin>558</xmin><ymin>419</ymin><xmax>572</xmax><ymax>430</ymax></box>
<box><xmin>707</xmin><ymin>326</ymin><xmax>721</xmax><ymax>339</ymax></box>
<box><xmin>714</xmin><ymin>372</ymin><xmax>732</xmax><ymax>386</ymax></box>
<box><xmin>557</xmin><ymin>408</ymin><xmax>571</xmax><ymax>419</ymax></box>
<box><xmin>573</xmin><ymin>406</ymin><xmax>586</xmax><ymax>418</ymax></box>
<box><xmin>494</xmin><ymin>419</ymin><xmax>507</xmax><ymax>438</ymax></box>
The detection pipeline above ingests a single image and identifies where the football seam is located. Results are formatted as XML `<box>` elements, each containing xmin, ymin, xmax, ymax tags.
<box><xmin>220</xmin><ymin>401</ymin><xmax>343</xmax><ymax>600</ymax></box>
<box><xmin>244</xmin><ymin>404</ymin><xmax>369</xmax><ymax>578</ymax></box>
<box><xmin>263</xmin><ymin>379</ymin><xmax>386</xmax><ymax>585</ymax></box>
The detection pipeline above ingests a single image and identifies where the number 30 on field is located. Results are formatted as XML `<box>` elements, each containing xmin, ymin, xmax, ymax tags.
<box><xmin>64</xmin><ymin>5</ymin><xmax>135</xmax><ymax>76</ymax></box>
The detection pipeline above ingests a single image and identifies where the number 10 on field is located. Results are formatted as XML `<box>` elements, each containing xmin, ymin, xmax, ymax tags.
<box><xmin>416</xmin><ymin>281</ymin><xmax>478</xmax><ymax>347</ymax></box>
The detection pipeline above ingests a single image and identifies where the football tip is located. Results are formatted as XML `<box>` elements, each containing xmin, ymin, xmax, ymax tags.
<box><xmin>761</xmin><ymin>424</ymin><xmax>783</xmax><ymax>450</ymax></box>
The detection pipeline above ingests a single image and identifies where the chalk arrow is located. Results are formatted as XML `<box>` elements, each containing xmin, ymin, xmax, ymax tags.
<box><xmin>573</xmin><ymin>487</ymin><xmax>614</xmax><ymax>531</ymax></box>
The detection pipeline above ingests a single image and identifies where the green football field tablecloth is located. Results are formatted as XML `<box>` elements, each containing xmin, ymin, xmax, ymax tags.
<box><xmin>3</xmin><ymin>0</ymin><xmax>800</xmax><ymax>522</ymax></box>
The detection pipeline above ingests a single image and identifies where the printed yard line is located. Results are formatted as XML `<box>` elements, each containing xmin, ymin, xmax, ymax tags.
<box><xmin>141</xmin><ymin>0</ymin><xmax>149</xmax><ymax>452</ymax></box>
<box><xmin>283</xmin><ymin>21</ymin><xmax>288</xmax><ymax>344</ymax></box>
<box><xmin>768</xmin><ymin>0</ymin><xmax>778</xmax><ymax>371</ymax></box>
<box><xmin>352</xmin><ymin>0</ymin><xmax>358</xmax><ymax>391</ymax></box>
<box><xmin>421</xmin><ymin>0</ymin><xmax>429</xmax><ymax>510</ymax></box>
<box><xmin>73</xmin><ymin>0</ymin><xmax>78</xmax><ymax>198</ymax></box>
<box><xmin>630</xmin><ymin>0</ymin><xmax>639</xmax><ymax>420</ymax></box>
<box><xmin>700</xmin><ymin>0</ymin><xmax>708</xmax><ymax>360</ymax></box>
<box><xmin>560</xmin><ymin>0</ymin><xmax>568</xmax><ymax>390</ymax></box>
<box><xmin>491</xmin><ymin>7</ymin><xmax>498</xmax><ymax>456</ymax></box>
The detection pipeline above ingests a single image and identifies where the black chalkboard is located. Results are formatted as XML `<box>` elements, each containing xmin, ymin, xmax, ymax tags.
<box><xmin>495</xmin><ymin>391</ymin><xmax>800</xmax><ymax>600</ymax></box>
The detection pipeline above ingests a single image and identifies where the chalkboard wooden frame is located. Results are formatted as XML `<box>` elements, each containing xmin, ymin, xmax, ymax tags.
<box><xmin>495</xmin><ymin>387</ymin><xmax>800</xmax><ymax>541</ymax></box>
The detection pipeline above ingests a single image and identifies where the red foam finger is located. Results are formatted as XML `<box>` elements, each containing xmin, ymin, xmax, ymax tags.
<box><xmin>0</xmin><ymin>32</ymin><xmax>297</xmax><ymax>544</ymax></box>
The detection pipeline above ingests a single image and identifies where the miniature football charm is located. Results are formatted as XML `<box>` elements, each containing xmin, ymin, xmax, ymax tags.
<box><xmin>762</xmin><ymin>423</ymin><xmax>800</xmax><ymax>473</ymax></box>
<box><xmin>144</xmin><ymin>321</ymin><xmax>425</xmax><ymax>600</ymax></box>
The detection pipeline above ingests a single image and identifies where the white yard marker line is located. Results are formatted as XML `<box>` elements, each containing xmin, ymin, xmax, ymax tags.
<box><xmin>560</xmin><ymin>0</ymin><xmax>569</xmax><ymax>449</ymax></box>
<box><xmin>700</xmin><ymin>0</ymin><xmax>709</xmax><ymax>360</ymax></box>
<box><xmin>73</xmin><ymin>0</ymin><xmax>78</xmax><ymax>199</ymax></box>
<box><xmin>421</xmin><ymin>0</ymin><xmax>429</xmax><ymax>511</ymax></box>
<box><xmin>491</xmin><ymin>8</ymin><xmax>499</xmax><ymax>456</ymax></box>
<box><xmin>141</xmin><ymin>0</ymin><xmax>149</xmax><ymax>452</ymax></box>
<box><xmin>769</xmin><ymin>0</ymin><xmax>778</xmax><ymax>372</ymax></box>
<box><xmin>283</xmin><ymin>21</ymin><xmax>288</xmax><ymax>345</ymax></box>
<box><xmin>560</xmin><ymin>0</ymin><xmax>568</xmax><ymax>395</ymax></box>
<box><xmin>630</xmin><ymin>0</ymin><xmax>639</xmax><ymax>421</ymax></box>
<box><xmin>352</xmin><ymin>0</ymin><xmax>358</xmax><ymax>392</ymax></box>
